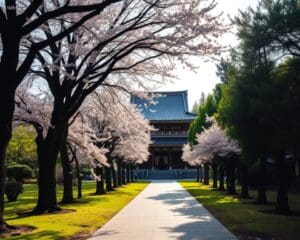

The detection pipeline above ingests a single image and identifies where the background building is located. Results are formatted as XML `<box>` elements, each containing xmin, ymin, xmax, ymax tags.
<box><xmin>131</xmin><ymin>91</ymin><xmax>196</xmax><ymax>171</ymax></box>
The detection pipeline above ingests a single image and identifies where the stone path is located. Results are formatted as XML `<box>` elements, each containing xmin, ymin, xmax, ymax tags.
<box><xmin>88</xmin><ymin>180</ymin><xmax>237</xmax><ymax>240</ymax></box>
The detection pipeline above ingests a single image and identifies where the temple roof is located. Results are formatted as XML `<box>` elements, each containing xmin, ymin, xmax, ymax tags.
<box><xmin>131</xmin><ymin>90</ymin><xmax>196</xmax><ymax>121</ymax></box>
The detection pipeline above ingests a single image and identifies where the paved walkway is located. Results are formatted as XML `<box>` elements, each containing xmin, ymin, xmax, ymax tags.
<box><xmin>89</xmin><ymin>180</ymin><xmax>237</xmax><ymax>240</ymax></box>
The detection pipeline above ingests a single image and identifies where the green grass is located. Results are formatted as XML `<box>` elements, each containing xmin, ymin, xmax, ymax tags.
<box><xmin>4</xmin><ymin>181</ymin><xmax>149</xmax><ymax>240</ymax></box>
<box><xmin>180</xmin><ymin>181</ymin><xmax>300</xmax><ymax>239</ymax></box>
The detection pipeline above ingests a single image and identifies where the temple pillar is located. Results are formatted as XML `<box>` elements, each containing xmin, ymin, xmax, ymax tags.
<box><xmin>152</xmin><ymin>151</ymin><xmax>155</xmax><ymax>170</ymax></box>
<box><xmin>169</xmin><ymin>151</ymin><xmax>172</xmax><ymax>170</ymax></box>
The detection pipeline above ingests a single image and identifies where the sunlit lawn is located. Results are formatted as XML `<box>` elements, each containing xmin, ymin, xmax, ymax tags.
<box><xmin>180</xmin><ymin>181</ymin><xmax>300</xmax><ymax>239</ymax></box>
<box><xmin>4</xmin><ymin>181</ymin><xmax>149</xmax><ymax>240</ymax></box>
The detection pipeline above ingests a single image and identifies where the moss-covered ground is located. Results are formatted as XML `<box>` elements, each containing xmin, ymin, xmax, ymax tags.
<box><xmin>180</xmin><ymin>181</ymin><xmax>300</xmax><ymax>240</ymax></box>
<box><xmin>3</xmin><ymin>181</ymin><xmax>149</xmax><ymax>240</ymax></box>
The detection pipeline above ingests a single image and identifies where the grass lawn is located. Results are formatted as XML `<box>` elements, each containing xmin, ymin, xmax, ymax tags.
<box><xmin>3</xmin><ymin>181</ymin><xmax>149</xmax><ymax>240</ymax></box>
<box><xmin>180</xmin><ymin>181</ymin><xmax>300</xmax><ymax>240</ymax></box>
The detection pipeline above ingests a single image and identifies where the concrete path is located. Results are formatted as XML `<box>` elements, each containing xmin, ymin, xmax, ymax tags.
<box><xmin>89</xmin><ymin>180</ymin><xmax>237</xmax><ymax>240</ymax></box>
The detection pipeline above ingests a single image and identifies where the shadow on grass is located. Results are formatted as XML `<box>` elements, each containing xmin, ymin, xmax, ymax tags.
<box><xmin>8</xmin><ymin>230</ymin><xmax>66</xmax><ymax>240</ymax></box>
<box><xmin>259</xmin><ymin>209</ymin><xmax>300</xmax><ymax>216</ymax></box>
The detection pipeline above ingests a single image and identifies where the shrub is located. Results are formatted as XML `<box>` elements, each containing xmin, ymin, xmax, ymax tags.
<box><xmin>7</xmin><ymin>164</ymin><xmax>33</xmax><ymax>183</ymax></box>
<box><xmin>5</xmin><ymin>182</ymin><xmax>23</xmax><ymax>202</ymax></box>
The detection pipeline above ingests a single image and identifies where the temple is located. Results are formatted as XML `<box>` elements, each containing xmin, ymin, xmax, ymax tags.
<box><xmin>131</xmin><ymin>91</ymin><xmax>196</xmax><ymax>170</ymax></box>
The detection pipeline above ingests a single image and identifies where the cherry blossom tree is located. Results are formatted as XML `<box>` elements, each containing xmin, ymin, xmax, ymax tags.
<box><xmin>1</xmin><ymin>0</ymin><xmax>227</xmax><ymax>218</ymax></box>
<box><xmin>0</xmin><ymin>0</ymin><xmax>124</xmax><ymax>230</ymax></box>
<box><xmin>182</xmin><ymin>144</ymin><xmax>205</xmax><ymax>182</ymax></box>
<box><xmin>86</xmin><ymin>90</ymin><xmax>152</xmax><ymax>191</ymax></box>
<box><xmin>27</xmin><ymin>0</ymin><xmax>226</xmax><ymax>213</ymax></box>
<box><xmin>14</xmin><ymin>84</ymin><xmax>109</xmax><ymax>203</ymax></box>
<box><xmin>194</xmin><ymin>117</ymin><xmax>240</xmax><ymax>189</ymax></box>
<box><xmin>183</xmin><ymin>117</ymin><xmax>240</xmax><ymax>190</ymax></box>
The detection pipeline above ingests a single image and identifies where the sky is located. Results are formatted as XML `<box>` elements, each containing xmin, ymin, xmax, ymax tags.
<box><xmin>158</xmin><ymin>0</ymin><xmax>259</xmax><ymax>110</ymax></box>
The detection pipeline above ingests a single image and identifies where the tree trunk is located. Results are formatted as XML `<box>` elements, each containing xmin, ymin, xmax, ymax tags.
<box><xmin>225</xmin><ymin>162</ymin><xmax>229</xmax><ymax>190</ymax></box>
<box><xmin>105</xmin><ymin>166</ymin><xmax>113</xmax><ymax>191</ymax></box>
<box><xmin>74</xmin><ymin>154</ymin><xmax>82</xmax><ymax>198</ymax></box>
<box><xmin>196</xmin><ymin>167</ymin><xmax>200</xmax><ymax>182</ymax></box>
<box><xmin>0</xmin><ymin>43</ymin><xmax>19</xmax><ymax>231</ymax></box>
<box><xmin>95</xmin><ymin>167</ymin><xmax>105</xmax><ymax>195</ymax></box>
<box><xmin>240</xmin><ymin>163</ymin><xmax>249</xmax><ymax>198</ymax></box>
<box><xmin>33</xmin><ymin>115</ymin><xmax>67</xmax><ymax>214</ymax></box>
<box><xmin>276</xmin><ymin>150</ymin><xmax>291</xmax><ymax>214</ymax></box>
<box><xmin>257</xmin><ymin>157</ymin><xmax>268</xmax><ymax>204</ymax></box>
<box><xmin>203</xmin><ymin>163</ymin><xmax>209</xmax><ymax>185</ymax></box>
<box><xmin>126</xmin><ymin>165</ymin><xmax>130</xmax><ymax>183</ymax></box>
<box><xmin>211</xmin><ymin>162</ymin><xmax>218</xmax><ymax>188</ymax></box>
<box><xmin>219</xmin><ymin>164</ymin><xmax>225</xmax><ymax>191</ymax></box>
<box><xmin>0</xmin><ymin>114</ymin><xmax>12</xmax><ymax>232</ymax></box>
<box><xmin>122</xmin><ymin>163</ymin><xmax>126</xmax><ymax>185</ymax></box>
<box><xmin>130</xmin><ymin>165</ymin><xmax>134</xmax><ymax>183</ymax></box>
<box><xmin>34</xmin><ymin>148</ymin><xmax>60</xmax><ymax>213</ymax></box>
<box><xmin>111</xmin><ymin>165</ymin><xmax>118</xmax><ymax>188</ymax></box>
<box><xmin>227</xmin><ymin>157</ymin><xmax>236</xmax><ymax>195</ymax></box>
<box><xmin>60</xmin><ymin>136</ymin><xmax>74</xmax><ymax>203</ymax></box>
<box><xmin>117</xmin><ymin>161</ymin><xmax>122</xmax><ymax>186</ymax></box>
<box><xmin>199</xmin><ymin>166</ymin><xmax>203</xmax><ymax>183</ymax></box>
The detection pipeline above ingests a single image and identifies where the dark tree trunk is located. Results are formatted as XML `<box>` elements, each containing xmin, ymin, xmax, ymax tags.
<box><xmin>33</xmin><ymin>115</ymin><xmax>68</xmax><ymax>214</ymax></box>
<box><xmin>211</xmin><ymin>162</ymin><xmax>218</xmax><ymax>188</ymax></box>
<box><xmin>126</xmin><ymin>165</ymin><xmax>130</xmax><ymax>183</ymax></box>
<box><xmin>199</xmin><ymin>166</ymin><xmax>203</xmax><ymax>183</ymax></box>
<box><xmin>196</xmin><ymin>167</ymin><xmax>200</xmax><ymax>182</ymax></box>
<box><xmin>225</xmin><ymin>162</ymin><xmax>230</xmax><ymax>190</ymax></box>
<box><xmin>130</xmin><ymin>165</ymin><xmax>134</xmax><ymax>182</ymax></box>
<box><xmin>227</xmin><ymin>156</ymin><xmax>236</xmax><ymax>195</ymax></box>
<box><xmin>60</xmin><ymin>135</ymin><xmax>74</xmax><ymax>203</ymax></box>
<box><xmin>34</xmin><ymin>147</ymin><xmax>60</xmax><ymax>213</ymax></box>
<box><xmin>105</xmin><ymin>166</ymin><xmax>113</xmax><ymax>191</ymax></box>
<box><xmin>74</xmin><ymin>154</ymin><xmax>82</xmax><ymax>198</ymax></box>
<box><xmin>257</xmin><ymin>157</ymin><xmax>268</xmax><ymax>204</ymax></box>
<box><xmin>240</xmin><ymin>163</ymin><xmax>249</xmax><ymax>198</ymax></box>
<box><xmin>0</xmin><ymin>35</ymin><xmax>20</xmax><ymax>231</ymax></box>
<box><xmin>111</xmin><ymin>165</ymin><xmax>118</xmax><ymax>188</ymax></box>
<box><xmin>117</xmin><ymin>161</ymin><xmax>122</xmax><ymax>187</ymax></box>
<box><xmin>122</xmin><ymin>163</ymin><xmax>126</xmax><ymax>185</ymax></box>
<box><xmin>95</xmin><ymin>167</ymin><xmax>105</xmax><ymax>195</ymax></box>
<box><xmin>203</xmin><ymin>163</ymin><xmax>209</xmax><ymax>185</ymax></box>
<box><xmin>276</xmin><ymin>150</ymin><xmax>291</xmax><ymax>214</ymax></box>
<box><xmin>0</xmin><ymin>112</ymin><xmax>12</xmax><ymax>232</ymax></box>
<box><xmin>219</xmin><ymin>163</ymin><xmax>225</xmax><ymax>191</ymax></box>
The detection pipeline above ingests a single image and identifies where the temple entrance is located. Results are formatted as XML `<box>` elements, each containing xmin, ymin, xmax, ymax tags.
<box><xmin>154</xmin><ymin>152</ymin><xmax>169</xmax><ymax>170</ymax></box>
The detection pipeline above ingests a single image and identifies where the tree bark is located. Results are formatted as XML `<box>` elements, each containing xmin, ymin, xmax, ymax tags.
<box><xmin>32</xmin><ymin>112</ymin><xmax>68</xmax><ymax>214</ymax></box>
<box><xmin>105</xmin><ymin>166</ymin><xmax>113</xmax><ymax>191</ymax></box>
<box><xmin>219</xmin><ymin>163</ymin><xmax>225</xmax><ymax>191</ymax></box>
<box><xmin>122</xmin><ymin>163</ymin><xmax>126</xmax><ymax>185</ymax></box>
<box><xmin>227</xmin><ymin>156</ymin><xmax>236</xmax><ymax>195</ymax></box>
<box><xmin>0</xmin><ymin>34</ymin><xmax>20</xmax><ymax>231</ymax></box>
<box><xmin>126</xmin><ymin>164</ymin><xmax>130</xmax><ymax>183</ymax></box>
<box><xmin>257</xmin><ymin>157</ymin><xmax>268</xmax><ymax>204</ymax></box>
<box><xmin>211</xmin><ymin>161</ymin><xmax>218</xmax><ymax>188</ymax></box>
<box><xmin>117</xmin><ymin>161</ymin><xmax>122</xmax><ymax>186</ymax></box>
<box><xmin>203</xmin><ymin>163</ymin><xmax>209</xmax><ymax>185</ymax></box>
<box><xmin>240</xmin><ymin>163</ymin><xmax>250</xmax><ymax>198</ymax></box>
<box><xmin>95</xmin><ymin>167</ymin><xmax>105</xmax><ymax>195</ymax></box>
<box><xmin>276</xmin><ymin>150</ymin><xmax>291</xmax><ymax>214</ymax></box>
<box><xmin>199</xmin><ymin>165</ymin><xmax>203</xmax><ymax>183</ymax></box>
<box><xmin>196</xmin><ymin>167</ymin><xmax>200</xmax><ymax>182</ymax></box>
<box><xmin>111</xmin><ymin>165</ymin><xmax>118</xmax><ymax>188</ymax></box>
<box><xmin>130</xmin><ymin>164</ymin><xmax>134</xmax><ymax>182</ymax></box>
<box><xmin>60</xmin><ymin>134</ymin><xmax>74</xmax><ymax>203</ymax></box>
<box><xmin>74</xmin><ymin>154</ymin><xmax>82</xmax><ymax>198</ymax></box>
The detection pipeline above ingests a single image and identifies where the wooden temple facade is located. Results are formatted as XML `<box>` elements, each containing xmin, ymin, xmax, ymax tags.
<box><xmin>131</xmin><ymin>91</ymin><xmax>196</xmax><ymax>170</ymax></box>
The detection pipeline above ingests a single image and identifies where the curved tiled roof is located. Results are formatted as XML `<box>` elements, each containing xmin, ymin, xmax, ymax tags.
<box><xmin>131</xmin><ymin>91</ymin><xmax>196</xmax><ymax>121</ymax></box>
